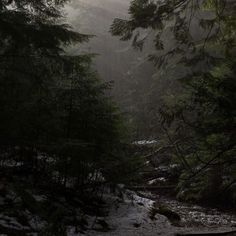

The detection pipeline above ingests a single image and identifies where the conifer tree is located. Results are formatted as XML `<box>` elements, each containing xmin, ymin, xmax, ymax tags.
<box><xmin>0</xmin><ymin>0</ymin><xmax>129</xmax><ymax>189</ymax></box>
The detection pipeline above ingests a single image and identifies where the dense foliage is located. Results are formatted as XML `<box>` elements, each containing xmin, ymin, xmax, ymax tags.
<box><xmin>0</xmin><ymin>0</ymin><xmax>133</xmax><ymax>194</ymax></box>
<box><xmin>111</xmin><ymin>0</ymin><xmax>236</xmax><ymax>204</ymax></box>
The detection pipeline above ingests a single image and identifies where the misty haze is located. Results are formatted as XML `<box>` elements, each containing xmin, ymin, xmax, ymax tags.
<box><xmin>0</xmin><ymin>0</ymin><xmax>235</xmax><ymax>235</ymax></box>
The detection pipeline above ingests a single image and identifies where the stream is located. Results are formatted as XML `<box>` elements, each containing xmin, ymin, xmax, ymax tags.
<box><xmin>131</xmin><ymin>141</ymin><xmax>236</xmax><ymax>233</ymax></box>
<box><xmin>157</xmin><ymin>195</ymin><xmax>236</xmax><ymax>227</ymax></box>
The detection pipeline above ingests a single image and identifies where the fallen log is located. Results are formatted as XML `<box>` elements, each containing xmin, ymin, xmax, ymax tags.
<box><xmin>127</xmin><ymin>185</ymin><xmax>175</xmax><ymax>191</ymax></box>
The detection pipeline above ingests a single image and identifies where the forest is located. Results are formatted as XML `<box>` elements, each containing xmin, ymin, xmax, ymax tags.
<box><xmin>0</xmin><ymin>0</ymin><xmax>235</xmax><ymax>235</ymax></box>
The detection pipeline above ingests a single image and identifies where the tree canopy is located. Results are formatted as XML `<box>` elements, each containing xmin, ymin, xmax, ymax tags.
<box><xmin>111</xmin><ymin>0</ymin><xmax>236</xmax><ymax>203</ymax></box>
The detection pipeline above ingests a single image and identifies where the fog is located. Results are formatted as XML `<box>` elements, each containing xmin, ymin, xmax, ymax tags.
<box><xmin>64</xmin><ymin>0</ymin><xmax>155</xmax><ymax>110</ymax></box>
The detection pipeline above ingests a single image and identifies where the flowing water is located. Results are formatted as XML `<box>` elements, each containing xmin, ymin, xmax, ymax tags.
<box><xmin>157</xmin><ymin>195</ymin><xmax>236</xmax><ymax>227</ymax></box>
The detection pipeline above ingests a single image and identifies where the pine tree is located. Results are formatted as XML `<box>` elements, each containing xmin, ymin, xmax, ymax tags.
<box><xmin>0</xmin><ymin>0</ymin><xmax>130</xmax><ymax>190</ymax></box>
